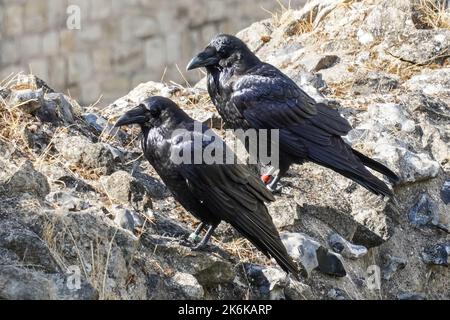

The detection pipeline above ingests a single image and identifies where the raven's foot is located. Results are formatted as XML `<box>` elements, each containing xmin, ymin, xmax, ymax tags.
<box><xmin>190</xmin><ymin>242</ymin><xmax>210</xmax><ymax>251</ymax></box>
<box><xmin>188</xmin><ymin>232</ymin><xmax>202</xmax><ymax>244</ymax></box>
<box><xmin>179</xmin><ymin>238</ymin><xmax>193</xmax><ymax>247</ymax></box>
<box><xmin>264</xmin><ymin>175</ymin><xmax>283</xmax><ymax>194</ymax></box>
<box><xmin>189</xmin><ymin>225</ymin><xmax>216</xmax><ymax>252</ymax></box>
<box><xmin>267</xmin><ymin>182</ymin><xmax>283</xmax><ymax>194</ymax></box>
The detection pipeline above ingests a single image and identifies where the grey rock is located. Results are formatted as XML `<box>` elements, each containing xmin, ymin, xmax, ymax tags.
<box><xmin>299</xmin><ymin>204</ymin><xmax>387</xmax><ymax>248</ymax></box>
<box><xmin>0</xmin><ymin>266</ymin><xmax>56</xmax><ymax>300</ymax></box>
<box><xmin>268</xmin><ymin>201</ymin><xmax>299</xmax><ymax>229</ymax></box>
<box><xmin>358</xmin><ymin>0</ymin><xmax>412</xmax><ymax>39</ymax></box>
<box><xmin>245</xmin><ymin>264</ymin><xmax>288</xmax><ymax>300</ymax></box>
<box><xmin>386</xmin><ymin>30</ymin><xmax>450</xmax><ymax>66</ymax></box>
<box><xmin>373</xmin><ymin>142</ymin><xmax>440</xmax><ymax>184</ymax></box>
<box><xmin>142</xmin><ymin>235</ymin><xmax>235</xmax><ymax>286</ymax></box>
<box><xmin>49</xmin><ymin>192</ymin><xmax>88</xmax><ymax>212</ymax></box>
<box><xmin>0</xmin><ymin>266</ymin><xmax>98</xmax><ymax>300</ymax></box>
<box><xmin>236</xmin><ymin>20</ymin><xmax>273</xmax><ymax>52</ymax></box>
<box><xmin>281</xmin><ymin>232</ymin><xmax>346</xmax><ymax>277</ymax></box>
<box><xmin>421</xmin><ymin>243</ymin><xmax>449</xmax><ymax>267</ymax></box>
<box><xmin>0</xmin><ymin>87</ymin><xmax>11</xmax><ymax>99</ymax></box>
<box><xmin>82</xmin><ymin>113</ymin><xmax>128</xmax><ymax>141</ymax></box>
<box><xmin>300</xmin><ymin>54</ymin><xmax>340</xmax><ymax>72</ymax></box>
<box><xmin>36</xmin><ymin>93</ymin><xmax>75</xmax><ymax>124</ymax></box>
<box><xmin>186</xmin><ymin>109</ymin><xmax>223</xmax><ymax>130</ymax></box>
<box><xmin>327</xmin><ymin>288</ymin><xmax>351</xmax><ymax>300</ymax></box>
<box><xmin>0</xmin><ymin>219</ymin><xmax>59</xmax><ymax>273</ymax></box>
<box><xmin>8</xmin><ymin>88</ymin><xmax>44</xmax><ymax>114</ymax></box>
<box><xmin>316</xmin><ymin>246</ymin><xmax>347</xmax><ymax>278</ymax></box>
<box><xmin>106</xmin><ymin>145</ymin><xmax>124</xmax><ymax>162</ymax></box>
<box><xmin>408</xmin><ymin>193</ymin><xmax>447</xmax><ymax>232</ymax></box>
<box><xmin>112</xmin><ymin>206</ymin><xmax>137</xmax><ymax>232</ymax></box>
<box><xmin>352</xmin><ymin>72</ymin><xmax>399</xmax><ymax>95</ymax></box>
<box><xmin>441</xmin><ymin>181</ymin><xmax>450</xmax><ymax>205</ymax></box>
<box><xmin>54</xmin><ymin>135</ymin><xmax>115</xmax><ymax>174</ymax></box>
<box><xmin>170</xmin><ymin>272</ymin><xmax>205</xmax><ymax>300</ymax></box>
<box><xmin>366</xmin><ymin>103</ymin><xmax>416</xmax><ymax>133</ymax></box>
<box><xmin>100</xmin><ymin>171</ymin><xmax>153</xmax><ymax>212</ymax></box>
<box><xmin>397</xmin><ymin>292</ymin><xmax>426</xmax><ymax>300</ymax></box>
<box><xmin>328</xmin><ymin>233</ymin><xmax>368</xmax><ymax>259</ymax></box>
<box><xmin>5</xmin><ymin>161</ymin><xmax>50</xmax><ymax>198</ymax></box>
<box><xmin>383</xmin><ymin>256</ymin><xmax>407</xmax><ymax>280</ymax></box>
<box><xmin>56</xmin><ymin>175</ymin><xmax>95</xmax><ymax>193</ymax></box>
<box><xmin>405</xmin><ymin>68</ymin><xmax>450</xmax><ymax>96</ymax></box>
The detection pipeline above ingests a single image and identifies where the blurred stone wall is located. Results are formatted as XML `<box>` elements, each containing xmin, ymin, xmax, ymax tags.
<box><xmin>0</xmin><ymin>0</ymin><xmax>305</xmax><ymax>105</ymax></box>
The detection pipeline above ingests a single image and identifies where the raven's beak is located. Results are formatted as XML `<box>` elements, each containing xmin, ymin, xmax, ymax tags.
<box><xmin>186</xmin><ymin>49</ymin><xmax>219</xmax><ymax>70</ymax></box>
<box><xmin>114</xmin><ymin>105</ymin><xmax>147</xmax><ymax>127</ymax></box>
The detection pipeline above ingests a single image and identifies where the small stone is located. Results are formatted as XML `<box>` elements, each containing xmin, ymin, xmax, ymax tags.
<box><xmin>421</xmin><ymin>243</ymin><xmax>449</xmax><ymax>267</ymax></box>
<box><xmin>373</xmin><ymin>143</ymin><xmax>440</xmax><ymax>184</ymax></box>
<box><xmin>328</xmin><ymin>233</ymin><xmax>368</xmax><ymax>259</ymax></box>
<box><xmin>316</xmin><ymin>247</ymin><xmax>347</xmax><ymax>277</ymax></box>
<box><xmin>357</xmin><ymin>29</ymin><xmax>374</xmax><ymax>45</ymax></box>
<box><xmin>56</xmin><ymin>176</ymin><xmax>95</xmax><ymax>193</ymax></box>
<box><xmin>100</xmin><ymin>171</ymin><xmax>153</xmax><ymax>212</ymax></box>
<box><xmin>49</xmin><ymin>192</ymin><xmax>88</xmax><ymax>212</ymax></box>
<box><xmin>300</xmin><ymin>54</ymin><xmax>340</xmax><ymax>72</ymax></box>
<box><xmin>8</xmin><ymin>88</ymin><xmax>44</xmax><ymax>114</ymax></box>
<box><xmin>5</xmin><ymin>161</ymin><xmax>50</xmax><ymax>198</ymax></box>
<box><xmin>0</xmin><ymin>88</ymin><xmax>11</xmax><ymax>99</ymax></box>
<box><xmin>397</xmin><ymin>292</ymin><xmax>426</xmax><ymax>300</ymax></box>
<box><xmin>353</xmin><ymin>73</ymin><xmax>400</xmax><ymax>95</ymax></box>
<box><xmin>313</xmin><ymin>55</ymin><xmax>340</xmax><ymax>72</ymax></box>
<box><xmin>327</xmin><ymin>288</ymin><xmax>351</xmax><ymax>300</ymax></box>
<box><xmin>37</xmin><ymin>93</ymin><xmax>75</xmax><ymax>124</ymax></box>
<box><xmin>54</xmin><ymin>135</ymin><xmax>115</xmax><ymax>174</ymax></box>
<box><xmin>281</xmin><ymin>232</ymin><xmax>346</xmax><ymax>277</ymax></box>
<box><xmin>171</xmin><ymin>272</ymin><xmax>205</xmax><ymax>300</ymax></box>
<box><xmin>82</xmin><ymin>113</ymin><xmax>128</xmax><ymax>141</ymax></box>
<box><xmin>383</xmin><ymin>256</ymin><xmax>407</xmax><ymax>280</ymax></box>
<box><xmin>408</xmin><ymin>193</ymin><xmax>445</xmax><ymax>231</ymax></box>
<box><xmin>245</xmin><ymin>264</ymin><xmax>288</xmax><ymax>300</ymax></box>
<box><xmin>83</xmin><ymin>113</ymin><xmax>106</xmax><ymax>132</ymax></box>
<box><xmin>113</xmin><ymin>206</ymin><xmax>136</xmax><ymax>232</ymax></box>
<box><xmin>441</xmin><ymin>180</ymin><xmax>450</xmax><ymax>205</ymax></box>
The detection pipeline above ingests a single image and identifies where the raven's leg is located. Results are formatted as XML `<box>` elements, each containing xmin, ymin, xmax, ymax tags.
<box><xmin>191</xmin><ymin>225</ymin><xmax>216</xmax><ymax>251</ymax></box>
<box><xmin>188</xmin><ymin>223</ymin><xmax>205</xmax><ymax>243</ymax></box>
<box><xmin>267</xmin><ymin>175</ymin><xmax>282</xmax><ymax>192</ymax></box>
<box><xmin>267</xmin><ymin>162</ymin><xmax>290</xmax><ymax>193</ymax></box>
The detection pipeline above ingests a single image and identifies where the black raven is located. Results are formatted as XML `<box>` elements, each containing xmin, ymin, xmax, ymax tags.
<box><xmin>187</xmin><ymin>34</ymin><xmax>399</xmax><ymax>196</ymax></box>
<box><xmin>115</xmin><ymin>96</ymin><xmax>300</xmax><ymax>276</ymax></box>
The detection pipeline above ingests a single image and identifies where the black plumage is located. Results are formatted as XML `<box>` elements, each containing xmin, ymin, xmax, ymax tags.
<box><xmin>115</xmin><ymin>96</ymin><xmax>299</xmax><ymax>276</ymax></box>
<box><xmin>187</xmin><ymin>34</ymin><xmax>399</xmax><ymax>196</ymax></box>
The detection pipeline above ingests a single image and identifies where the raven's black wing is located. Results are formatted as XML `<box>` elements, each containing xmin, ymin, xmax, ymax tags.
<box><xmin>231</xmin><ymin>63</ymin><xmax>397</xmax><ymax>196</ymax></box>
<box><xmin>171</xmin><ymin>133</ymin><xmax>299</xmax><ymax>275</ymax></box>
<box><xmin>232</xmin><ymin>63</ymin><xmax>352</xmax><ymax>136</ymax></box>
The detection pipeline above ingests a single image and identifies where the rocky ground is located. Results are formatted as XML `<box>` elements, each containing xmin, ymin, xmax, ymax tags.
<box><xmin>0</xmin><ymin>0</ymin><xmax>449</xmax><ymax>300</ymax></box>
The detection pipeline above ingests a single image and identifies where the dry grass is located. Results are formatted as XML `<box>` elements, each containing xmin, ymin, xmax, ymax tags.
<box><xmin>414</xmin><ymin>0</ymin><xmax>450</xmax><ymax>29</ymax></box>
<box><xmin>221</xmin><ymin>238</ymin><xmax>268</xmax><ymax>266</ymax></box>
<box><xmin>0</xmin><ymin>76</ymin><xmax>38</xmax><ymax>158</ymax></box>
<box><xmin>261</xmin><ymin>0</ymin><xmax>292</xmax><ymax>26</ymax></box>
<box><xmin>289</xmin><ymin>17</ymin><xmax>314</xmax><ymax>36</ymax></box>
<box><xmin>42</xmin><ymin>215</ymin><xmax>123</xmax><ymax>300</ymax></box>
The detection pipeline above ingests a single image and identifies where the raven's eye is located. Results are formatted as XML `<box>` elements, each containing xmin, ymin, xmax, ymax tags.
<box><xmin>149</xmin><ymin>107</ymin><xmax>160</xmax><ymax>118</ymax></box>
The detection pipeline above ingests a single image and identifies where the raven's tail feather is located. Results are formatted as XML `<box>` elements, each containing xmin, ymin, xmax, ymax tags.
<box><xmin>352</xmin><ymin>149</ymin><xmax>400</xmax><ymax>185</ymax></box>
<box><xmin>232</xmin><ymin>203</ymin><xmax>300</xmax><ymax>278</ymax></box>
<box><xmin>306</xmin><ymin>138</ymin><xmax>396</xmax><ymax>198</ymax></box>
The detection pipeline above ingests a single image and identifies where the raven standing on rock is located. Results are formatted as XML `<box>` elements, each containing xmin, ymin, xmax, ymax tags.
<box><xmin>187</xmin><ymin>34</ymin><xmax>399</xmax><ymax>196</ymax></box>
<box><xmin>115</xmin><ymin>96</ymin><xmax>300</xmax><ymax>277</ymax></box>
